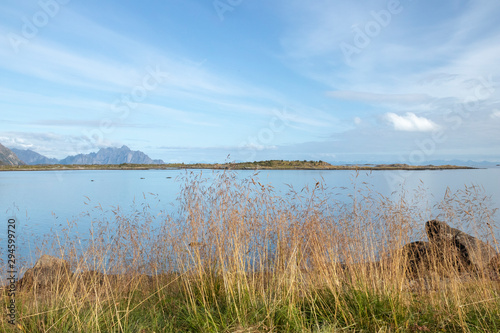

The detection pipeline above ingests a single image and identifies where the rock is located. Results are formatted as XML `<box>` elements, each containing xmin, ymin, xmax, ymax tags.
<box><xmin>400</xmin><ymin>241</ymin><xmax>432</xmax><ymax>276</ymax></box>
<box><xmin>425</xmin><ymin>220</ymin><xmax>497</xmax><ymax>272</ymax></box>
<box><xmin>16</xmin><ymin>255</ymin><xmax>159</xmax><ymax>295</ymax></box>
<box><xmin>18</xmin><ymin>255</ymin><xmax>73</xmax><ymax>291</ymax></box>
<box><xmin>76</xmin><ymin>270</ymin><xmax>107</xmax><ymax>285</ymax></box>
<box><xmin>489</xmin><ymin>253</ymin><xmax>500</xmax><ymax>273</ymax></box>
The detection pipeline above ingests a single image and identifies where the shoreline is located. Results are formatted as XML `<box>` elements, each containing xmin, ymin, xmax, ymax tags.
<box><xmin>0</xmin><ymin>163</ymin><xmax>477</xmax><ymax>172</ymax></box>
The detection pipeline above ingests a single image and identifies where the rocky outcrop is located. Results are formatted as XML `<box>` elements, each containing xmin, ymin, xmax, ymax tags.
<box><xmin>425</xmin><ymin>220</ymin><xmax>497</xmax><ymax>272</ymax></box>
<box><xmin>400</xmin><ymin>241</ymin><xmax>432</xmax><ymax>276</ymax></box>
<box><xmin>489</xmin><ymin>253</ymin><xmax>500</xmax><ymax>274</ymax></box>
<box><xmin>18</xmin><ymin>255</ymin><xmax>73</xmax><ymax>291</ymax></box>
<box><xmin>17</xmin><ymin>255</ymin><xmax>155</xmax><ymax>294</ymax></box>
<box><xmin>398</xmin><ymin>220</ymin><xmax>498</xmax><ymax>277</ymax></box>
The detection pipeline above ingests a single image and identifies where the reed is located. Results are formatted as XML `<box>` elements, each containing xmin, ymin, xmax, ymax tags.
<box><xmin>1</xmin><ymin>170</ymin><xmax>499</xmax><ymax>332</ymax></box>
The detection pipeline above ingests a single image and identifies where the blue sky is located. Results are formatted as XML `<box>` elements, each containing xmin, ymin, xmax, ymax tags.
<box><xmin>1</xmin><ymin>0</ymin><xmax>499</xmax><ymax>163</ymax></box>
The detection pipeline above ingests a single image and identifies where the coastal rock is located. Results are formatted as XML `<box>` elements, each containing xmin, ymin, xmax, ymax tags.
<box><xmin>76</xmin><ymin>270</ymin><xmax>107</xmax><ymax>285</ymax></box>
<box><xmin>71</xmin><ymin>270</ymin><xmax>110</xmax><ymax>294</ymax></box>
<box><xmin>17</xmin><ymin>255</ymin><xmax>157</xmax><ymax>295</ymax></box>
<box><xmin>489</xmin><ymin>253</ymin><xmax>500</xmax><ymax>274</ymax></box>
<box><xmin>400</xmin><ymin>241</ymin><xmax>432</xmax><ymax>276</ymax></box>
<box><xmin>18</xmin><ymin>255</ymin><xmax>73</xmax><ymax>291</ymax></box>
<box><xmin>425</xmin><ymin>220</ymin><xmax>497</xmax><ymax>272</ymax></box>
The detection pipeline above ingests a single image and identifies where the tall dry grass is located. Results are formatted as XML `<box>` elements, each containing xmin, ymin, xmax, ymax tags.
<box><xmin>1</xmin><ymin>170</ymin><xmax>499</xmax><ymax>332</ymax></box>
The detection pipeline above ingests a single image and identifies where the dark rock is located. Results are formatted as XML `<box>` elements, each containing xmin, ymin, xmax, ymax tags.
<box><xmin>400</xmin><ymin>241</ymin><xmax>432</xmax><ymax>276</ymax></box>
<box><xmin>76</xmin><ymin>270</ymin><xmax>107</xmax><ymax>285</ymax></box>
<box><xmin>18</xmin><ymin>255</ymin><xmax>73</xmax><ymax>291</ymax></box>
<box><xmin>71</xmin><ymin>270</ymin><xmax>109</xmax><ymax>294</ymax></box>
<box><xmin>425</xmin><ymin>220</ymin><xmax>497</xmax><ymax>272</ymax></box>
<box><xmin>489</xmin><ymin>253</ymin><xmax>500</xmax><ymax>273</ymax></box>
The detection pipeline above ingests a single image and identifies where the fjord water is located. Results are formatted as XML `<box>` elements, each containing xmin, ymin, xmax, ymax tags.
<box><xmin>1</xmin><ymin>168</ymin><xmax>499</xmax><ymax>267</ymax></box>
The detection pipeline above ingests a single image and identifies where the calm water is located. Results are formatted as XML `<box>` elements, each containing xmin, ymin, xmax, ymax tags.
<box><xmin>1</xmin><ymin>168</ymin><xmax>499</xmax><ymax>267</ymax></box>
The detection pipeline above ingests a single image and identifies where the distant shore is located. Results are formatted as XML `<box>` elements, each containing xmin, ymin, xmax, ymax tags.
<box><xmin>0</xmin><ymin>160</ymin><xmax>477</xmax><ymax>171</ymax></box>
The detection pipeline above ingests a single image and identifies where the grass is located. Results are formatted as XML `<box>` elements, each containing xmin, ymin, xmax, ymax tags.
<box><xmin>1</xmin><ymin>170</ymin><xmax>499</xmax><ymax>332</ymax></box>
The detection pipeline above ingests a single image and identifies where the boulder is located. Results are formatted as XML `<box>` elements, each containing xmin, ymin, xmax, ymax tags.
<box><xmin>399</xmin><ymin>241</ymin><xmax>432</xmax><ymax>276</ymax></box>
<box><xmin>16</xmin><ymin>255</ymin><xmax>158</xmax><ymax>295</ymax></box>
<box><xmin>489</xmin><ymin>253</ymin><xmax>500</xmax><ymax>274</ymax></box>
<box><xmin>76</xmin><ymin>270</ymin><xmax>107</xmax><ymax>286</ymax></box>
<box><xmin>425</xmin><ymin>220</ymin><xmax>497</xmax><ymax>272</ymax></box>
<box><xmin>18</xmin><ymin>255</ymin><xmax>73</xmax><ymax>291</ymax></box>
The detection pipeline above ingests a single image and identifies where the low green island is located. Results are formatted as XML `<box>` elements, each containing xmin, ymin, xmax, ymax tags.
<box><xmin>0</xmin><ymin>160</ymin><xmax>475</xmax><ymax>171</ymax></box>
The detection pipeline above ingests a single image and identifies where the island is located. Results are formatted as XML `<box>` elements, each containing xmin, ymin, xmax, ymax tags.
<box><xmin>0</xmin><ymin>160</ymin><xmax>476</xmax><ymax>171</ymax></box>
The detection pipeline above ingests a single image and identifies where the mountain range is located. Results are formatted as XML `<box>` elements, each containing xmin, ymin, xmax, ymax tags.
<box><xmin>6</xmin><ymin>145</ymin><xmax>164</xmax><ymax>165</ymax></box>
<box><xmin>59</xmin><ymin>146</ymin><xmax>164</xmax><ymax>165</ymax></box>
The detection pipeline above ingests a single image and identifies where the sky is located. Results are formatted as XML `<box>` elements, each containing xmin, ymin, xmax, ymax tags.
<box><xmin>1</xmin><ymin>0</ymin><xmax>499</xmax><ymax>163</ymax></box>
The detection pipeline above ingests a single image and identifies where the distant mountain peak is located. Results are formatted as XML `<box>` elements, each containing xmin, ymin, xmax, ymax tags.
<box><xmin>10</xmin><ymin>148</ymin><xmax>58</xmax><ymax>165</ymax></box>
<box><xmin>0</xmin><ymin>143</ymin><xmax>25</xmax><ymax>166</ymax></box>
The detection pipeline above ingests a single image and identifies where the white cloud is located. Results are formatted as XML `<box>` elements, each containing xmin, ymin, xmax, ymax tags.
<box><xmin>492</xmin><ymin>110</ymin><xmax>500</xmax><ymax>119</ymax></box>
<box><xmin>385</xmin><ymin>112</ymin><xmax>439</xmax><ymax>132</ymax></box>
<box><xmin>354</xmin><ymin>117</ymin><xmax>362</xmax><ymax>125</ymax></box>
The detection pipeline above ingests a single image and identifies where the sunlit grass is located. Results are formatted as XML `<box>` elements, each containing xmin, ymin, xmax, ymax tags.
<box><xmin>1</xmin><ymin>170</ymin><xmax>499</xmax><ymax>332</ymax></box>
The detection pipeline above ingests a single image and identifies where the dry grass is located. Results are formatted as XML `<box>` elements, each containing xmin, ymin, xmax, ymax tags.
<box><xmin>1</xmin><ymin>170</ymin><xmax>499</xmax><ymax>332</ymax></box>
